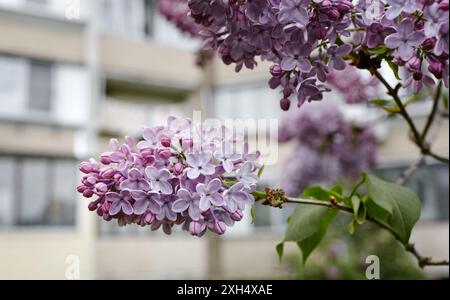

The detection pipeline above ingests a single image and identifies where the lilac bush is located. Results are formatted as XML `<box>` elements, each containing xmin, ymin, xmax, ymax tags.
<box><xmin>184</xmin><ymin>0</ymin><xmax>449</xmax><ymax>110</ymax></box>
<box><xmin>77</xmin><ymin>116</ymin><xmax>261</xmax><ymax>236</ymax></box>
<box><xmin>279</xmin><ymin>104</ymin><xmax>378</xmax><ymax>196</ymax></box>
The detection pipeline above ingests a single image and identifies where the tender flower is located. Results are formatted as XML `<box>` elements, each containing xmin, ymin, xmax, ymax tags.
<box><xmin>385</xmin><ymin>19</ymin><xmax>425</xmax><ymax>61</ymax></box>
<box><xmin>131</xmin><ymin>190</ymin><xmax>162</xmax><ymax>215</ymax></box>
<box><xmin>145</xmin><ymin>167</ymin><xmax>173</xmax><ymax>194</ymax></box>
<box><xmin>186</xmin><ymin>153</ymin><xmax>215</xmax><ymax>179</ymax></box>
<box><xmin>172</xmin><ymin>188</ymin><xmax>201</xmax><ymax>220</ymax></box>
<box><xmin>197</xmin><ymin>178</ymin><xmax>224</xmax><ymax>211</ymax></box>
<box><xmin>106</xmin><ymin>190</ymin><xmax>134</xmax><ymax>216</ymax></box>
<box><xmin>120</xmin><ymin>168</ymin><xmax>150</xmax><ymax>191</ymax></box>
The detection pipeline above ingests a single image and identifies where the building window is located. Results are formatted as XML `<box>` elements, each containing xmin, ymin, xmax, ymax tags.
<box><xmin>28</xmin><ymin>60</ymin><xmax>52</xmax><ymax>113</ymax></box>
<box><xmin>0</xmin><ymin>55</ymin><xmax>54</xmax><ymax>119</ymax></box>
<box><xmin>214</xmin><ymin>83</ymin><xmax>281</xmax><ymax>121</ymax></box>
<box><xmin>101</xmin><ymin>0</ymin><xmax>154</xmax><ymax>39</ymax></box>
<box><xmin>0</xmin><ymin>156</ymin><xmax>77</xmax><ymax>227</ymax></box>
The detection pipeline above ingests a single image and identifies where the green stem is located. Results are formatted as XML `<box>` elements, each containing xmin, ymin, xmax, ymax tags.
<box><xmin>283</xmin><ymin>196</ymin><xmax>449</xmax><ymax>268</ymax></box>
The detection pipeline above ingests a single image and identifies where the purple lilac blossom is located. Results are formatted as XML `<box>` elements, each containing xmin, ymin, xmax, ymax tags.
<box><xmin>77</xmin><ymin>116</ymin><xmax>261</xmax><ymax>236</ymax></box>
<box><xmin>279</xmin><ymin>104</ymin><xmax>378</xmax><ymax>197</ymax></box>
<box><xmin>174</xmin><ymin>0</ymin><xmax>449</xmax><ymax>104</ymax></box>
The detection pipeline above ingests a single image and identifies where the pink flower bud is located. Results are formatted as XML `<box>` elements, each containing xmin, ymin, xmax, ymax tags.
<box><xmin>83</xmin><ymin>189</ymin><xmax>94</xmax><ymax>198</ymax></box>
<box><xmin>280</xmin><ymin>98</ymin><xmax>291</xmax><ymax>111</ymax></box>
<box><xmin>144</xmin><ymin>213</ymin><xmax>155</xmax><ymax>224</ymax></box>
<box><xmin>161</xmin><ymin>137</ymin><xmax>171</xmax><ymax>147</ymax></box>
<box><xmin>211</xmin><ymin>220</ymin><xmax>226</xmax><ymax>235</ymax></box>
<box><xmin>94</xmin><ymin>182</ymin><xmax>108</xmax><ymax>195</ymax></box>
<box><xmin>100</xmin><ymin>167</ymin><xmax>115</xmax><ymax>179</ymax></box>
<box><xmin>422</xmin><ymin>37</ymin><xmax>437</xmax><ymax>51</ymax></box>
<box><xmin>157</xmin><ymin>149</ymin><xmax>171</xmax><ymax>160</ymax></box>
<box><xmin>88</xmin><ymin>201</ymin><xmax>98</xmax><ymax>211</ymax></box>
<box><xmin>189</xmin><ymin>221</ymin><xmax>206</xmax><ymax>236</ymax></box>
<box><xmin>79</xmin><ymin>162</ymin><xmax>92</xmax><ymax>174</ymax></box>
<box><xmin>103</xmin><ymin>213</ymin><xmax>112</xmax><ymax>221</ymax></box>
<box><xmin>270</xmin><ymin>64</ymin><xmax>282</xmax><ymax>77</ymax></box>
<box><xmin>100</xmin><ymin>153</ymin><xmax>112</xmax><ymax>165</ymax></box>
<box><xmin>173</xmin><ymin>162</ymin><xmax>184</xmax><ymax>176</ymax></box>
<box><xmin>77</xmin><ymin>184</ymin><xmax>86</xmax><ymax>193</ymax></box>
<box><xmin>406</xmin><ymin>56</ymin><xmax>421</xmax><ymax>72</ymax></box>
<box><xmin>230</xmin><ymin>210</ymin><xmax>244</xmax><ymax>221</ymax></box>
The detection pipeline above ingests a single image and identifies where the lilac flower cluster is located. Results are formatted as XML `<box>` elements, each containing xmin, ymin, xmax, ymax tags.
<box><xmin>279</xmin><ymin>104</ymin><xmax>377</xmax><ymax>196</ymax></box>
<box><xmin>157</xmin><ymin>0</ymin><xmax>203</xmax><ymax>37</ymax></box>
<box><xmin>326</xmin><ymin>65</ymin><xmax>381</xmax><ymax>104</ymax></box>
<box><xmin>77</xmin><ymin>116</ymin><xmax>261</xmax><ymax>236</ymax></box>
<box><xmin>185</xmin><ymin>0</ymin><xmax>449</xmax><ymax>109</ymax></box>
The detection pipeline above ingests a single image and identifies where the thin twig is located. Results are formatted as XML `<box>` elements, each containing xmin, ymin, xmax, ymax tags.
<box><xmin>283</xmin><ymin>196</ymin><xmax>450</xmax><ymax>268</ymax></box>
<box><xmin>373</xmin><ymin>71</ymin><xmax>449</xmax><ymax>164</ymax></box>
<box><xmin>396</xmin><ymin>156</ymin><xmax>426</xmax><ymax>185</ymax></box>
<box><xmin>421</xmin><ymin>81</ymin><xmax>442</xmax><ymax>140</ymax></box>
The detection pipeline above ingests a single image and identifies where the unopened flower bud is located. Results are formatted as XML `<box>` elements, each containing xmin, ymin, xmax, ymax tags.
<box><xmin>100</xmin><ymin>153</ymin><xmax>112</xmax><ymax>165</ymax></box>
<box><xmin>422</xmin><ymin>37</ymin><xmax>437</xmax><ymax>51</ymax></box>
<box><xmin>83</xmin><ymin>189</ymin><xmax>94</xmax><ymax>198</ymax></box>
<box><xmin>88</xmin><ymin>201</ymin><xmax>98</xmax><ymax>211</ymax></box>
<box><xmin>94</xmin><ymin>182</ymin><xmax>108</xmax><ymax>195</ymax></box>
<box><xmin>161</xmin><ymin>137</ymin><xmax>171</xmax><ymax>147</ymax></box>
<box><xmin>230</xmin><ymin>210</ymin><xmax>244</xmax><ymax>221</ymax></box>
<box><xmin>270</xmin><ymin>64</ymin><xmax>282</xmax><ymax>77</ymax></box>
<box><xmin>280</xmin><ymin>98</ymin><xmax>291</xmax><ymax>111</ymax></box>
<box><xmin>189</xmin><ymin>221</ymin><xmax>206</xmax><ymax>236</ymax></box>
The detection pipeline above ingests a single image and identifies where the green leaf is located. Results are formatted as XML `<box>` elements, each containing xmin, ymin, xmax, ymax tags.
<box><xmin>276</xmin><ymin>243</ymin><xmax>284</xmax><ymax>262</ymax></box>
<box><xmin>348</xmin><ymin>219</ymin><xmax>356</xmax><ymax>235</ymax></box>
<box><xmin>369</xmin><ymin>99</ymin><xmax>391</xmax><ymax>107</ymax></box>
<box><xmin>368</xmin><ymin>46</ymin><xmax>389</xmax><ymax>55</ymax></box>
<box><xmin>257</xmin><ymin>165</ymin><xmax>265</xmax><ymax>178</ymax></box>
<box><xmin>387</xmin><ymin>59</ymin><xmax>401</xmax><ymax>80</ymax></box>
<box><xmin>303</xmin><ymin>186</ymin><xmax>332</xmax><ymax>201</ymax></box>
<box><xmin>284</xmin><ymin>204</ymin><xmax>338</xmax><ymax>263</ymax></box>
<box><xmin>351</xmin><ymin>195</ymin><xmax>367</xmax><ymax>224</ymax></box>
<box><xmin>250</xmin><ymin>207</ymin><xmax>255</xmax><ymax>224</ymax></box>
<box><xmin>363</xmin><ymin>174</ymin><xmax>421</xmax><ymax>244</ymax></box>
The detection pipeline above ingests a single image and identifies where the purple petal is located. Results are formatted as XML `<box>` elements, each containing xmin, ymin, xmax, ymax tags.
<box><xmin>127</xmin><ymin>168</ymin><xmax>141</xmax><ymax>180</ymax></box>
<box><xmin>133</xmin><ymin>199</ymin><xmax>149</xmax><ymax>215</ymax></box>
<box><xmin>210</xmin><ymin>193</ymin><xmax>224</xmax><ymax>206</ymax></box>
<box><xmin>121</xmin><ymin>201</ymin><xmax>133</xmax><ymax>215</ymax></box>
<box><xmin>109</xmin><ymin>200</ymin><xmax>122</xmax><ymax>216</ymax></box>
<box><xmin>159</xmin><ymin>181</ymin><xmax>173</xmax><ymax>195</ymax></box>
<box><xmin>207</xmin><ymin>178</ymin><xmax>222</xmax><ymax>193</ymax></box>
<box><xmin>145</xmin><ymin>166</ymin><xmax>159</xmax><ymax>180</ymax></box>
<box><xmin>105</xmin><ymin>192</ymin><xmax>121</xmax><ymax>202</ymax></box>
<box><xmin>187</xmin><ymin>168</ymin><xmax>200</xmax><ymax>179</ymax></box>
<box><xmin>188</xmin><ymin>205</ymin><xmax>201</xmax><ymax>221</ymax></box>
<box><xmin>186</xmin><ymin>154</ymin><xmax>201</xmax><ymax>167</ymax></box>
<box><xmin>199</xmin><ymin>196</ymin><xmax>211</xmax><ymax>211</ymax></box>
<box><xmin>130</xmin><ymin>190</ymin><xmax>147</xmax><ymax>200</ymax></box>
<box><xmin>172</xmin><ymin>199</ymin><xmax>189</xmax><ymax>212</ymax></box>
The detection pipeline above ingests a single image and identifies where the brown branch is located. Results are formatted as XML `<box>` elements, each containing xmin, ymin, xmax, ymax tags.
<box><xmin>396</xmin><ymin>156</ymin><xmax>425</xmax><ymax>185</ymax></box>
<box><xmin>373</xmin><ymin>71</ymin><xmax>449</xmax><ymax>164</ymax></box>
<box><xmin>421</xmin><ymin>81</ymin><xmax>442</xmax><ymax>140</ymax></box>
<box><xmin>273</xmin><ymin>196</ymin><xmax>450</xmax><ymax>268</ymax></box>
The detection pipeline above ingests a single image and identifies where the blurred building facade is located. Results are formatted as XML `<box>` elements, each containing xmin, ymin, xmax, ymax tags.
<box><xmin>0</xmin><ymin>0</ymin><xmax>448</xmax><ymax>279</ymax></box>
